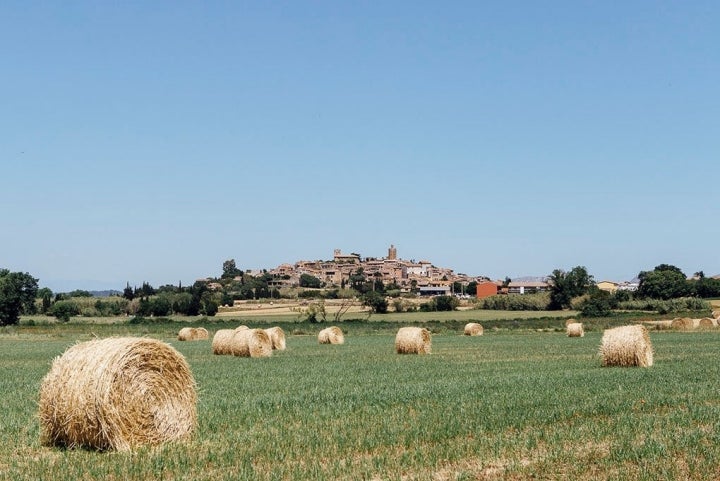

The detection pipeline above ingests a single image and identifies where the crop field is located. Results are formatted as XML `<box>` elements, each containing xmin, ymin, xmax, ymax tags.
<box><xmin>2</xmin><ymin>322</ymin><xmax>720</xmax><ymax>480</ymax></box>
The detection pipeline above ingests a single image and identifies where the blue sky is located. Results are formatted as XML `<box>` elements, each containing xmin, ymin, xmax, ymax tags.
<box><xmin>2</xmin><ymin>1</ymin><xmax>719</xmax><ymax>291</ymax></box>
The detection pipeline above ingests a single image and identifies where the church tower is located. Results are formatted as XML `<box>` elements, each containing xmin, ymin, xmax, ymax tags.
<box><xmin>388</xmin><ymin>244</ymin><xmax>397</xmax><ymax>260</ymax></box>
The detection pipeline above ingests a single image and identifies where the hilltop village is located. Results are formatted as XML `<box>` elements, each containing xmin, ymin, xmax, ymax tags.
<box><xmin>261</xmin><ymin>245</ymin><xmax>490</xmax><ymax>296</ymax></box>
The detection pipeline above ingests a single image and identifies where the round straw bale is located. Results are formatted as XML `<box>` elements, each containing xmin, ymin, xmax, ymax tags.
<box><xmin>566</xmin><ymin>322</ymin><xmax>584</xmax><ymax>337</ymax></box>
<box><xmin>698</xmin><ymin>318</ymin><xmax>715</xmax><ymax>328</ymax></box>
<box><xmin>231</xmin><ymin>328</ymin><xmax>273</xmax><ymax>358</ymax></box>
<box><xmin>318</xmin><ymin>326</ymin><xmax>345</xmax><ymax>345</ymax></box>
<box><xmin>395</xmin><ymin>327</ymin><xmax>432</xmax><ymax>354</ymax></box>
<box><xmin>670</xmin><ymin>317</ymin><xmax>693</xmax><ymax>330</ymax></box>
<box><xmin>464</xmin><ymin>322</ymin><xmax>483</xmax><ymax>336</ymax></box>
<box><xmin>564</xmin><ymin>318</ymin><xmax>577</xmax><ymax>327</ymax></box>
<box><xmin>264</xmin><ymin>326</ymin><xmax>286</xmax><ymax>350</ymax></box>
<box><xmin>212</xmin><ymin>329</ymin><xmax>236</xmax><ymax>355</ymax></box>
<box><xmin>600</xmin><ymin>325</ymin><xmax>653</xmax><ymax>368</ymax></box>
<box><xmin>178</xmin><ymin>327</ymin><xmax>209</xmax><ymax>341</ymax></box>
<box><xmin>38</xmin><ymin>337</ymin><xmax>197</xmax><ymax>451</ymax></box>
<box><xmin>177</xmin><ymin>327</ymin><xmax>195</xmax><ymax>341</ymax></box>
<box><xmin>712</xmin><ymin>310</ymin><xmax>720</xmax><ymax>320</ymax></box>
<box><xmin>234</xmin><ymin>325</ymin><xmax>249</xmax><ymax>332</ymax></box>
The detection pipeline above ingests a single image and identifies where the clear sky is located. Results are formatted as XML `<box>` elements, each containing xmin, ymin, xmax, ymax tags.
<box><xmin>2</xmin><ymin>1</ymin><xmax>719</xmax><ymax>292</ymax></box>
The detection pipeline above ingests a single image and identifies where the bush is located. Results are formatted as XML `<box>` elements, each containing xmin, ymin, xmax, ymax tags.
<box><xmin>150</xmin><ymin>296</ymin><xmax>172</xmax><ymax>317</ymax></box>
<box><xmin>203</xmin><ymin>300</ymin><xmax>219</xmax><ymax>317</ymax></box>
<box><xmin>49</xmin><ymin>300</ymin><xmax>80</xmax><ymax>322</ymax></box>
<box><xmin>298</xmin><ymin>290</ymin><xmax>323</xmax><ymax>299</ymax></box>
<box><xmin>480</xmin><ymin>293</ymin><xmax>551</xmax><ymax>311</ymax></box>
<box><xmin>617</xmin><ymin>297</ymin><xmax>710</xmax><ymax>314</ymax></box>
<box><xmin>362</xmin><ymin>291</ymin><xmax>388</xmax><ymax>314</ymax></box>
<box><xmin>435</xmin><ymin>295</ymin><xmax>459</xmax><ymax>311</ymax></box>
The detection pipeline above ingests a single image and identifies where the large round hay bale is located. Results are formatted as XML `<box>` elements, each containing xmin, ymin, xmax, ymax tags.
<box><xmin>212</xmin><ymin>329</ymin><xmax>236</xmax><ymax>355</ymax></box>
<box><xmin>234</xmin><ymin>325</ymin><xmax>249</xmax><ymax>332</ymax></box>
<box><xmin>395</xmin><ymin>327</ymin><xmax>432</xmax><ymax>354</ymax></box>
<box><xmin>231</xmin><ymin>328</ymin><xmax>273</xmax><ymax>358</ymax></box>
<box><xmin>464</xmin><ymin>322</ymin><xmax>483</xmax><ymax>336</ymax></box>
<box><xmin>566</xmin><ymin>322</ymin><xmax>584</xmax><ymax>337</ymax></box>
<box><xmin>670</xmin><ymin>317</ymin><xmax>693</xmax><ymax>330</ymax></box>
<box><xmin>564</xmin><ymin>318</ymin><xmax>577</xmax><ymax>327</ymax></box>
<box><xmin>318</xmin><ymin>326</ymin><xmax>344</xmax><ymax>345</ymax></box>
<box><xmin>712</xmin><ymin>310</ymin><xmax>720</xmax><ymax>320</ymax></box>
<box><xmin>195</xmin><ymin>327</ymin><xmax>209</xmax><ymax>339</ymax></box>
<box><xmin>264</xmin><ymin>326</ymin><xmax>286</xmax><ymax>350</ymax></box>
<box><xmin>600</xmin><ymin>325</ymin><xmax>653</xmax><ymax>368</ymax></box>
<box><xmin>38</xmin><ymin>337</ymin><xmax>197</xmax><ymax>451</ymax></box>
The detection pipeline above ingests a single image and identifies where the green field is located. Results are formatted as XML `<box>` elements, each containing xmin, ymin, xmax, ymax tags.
<box><xmin>2</xmin><ymin>321</ymin><xmax>720</xmax><ymax>480</ymax></box>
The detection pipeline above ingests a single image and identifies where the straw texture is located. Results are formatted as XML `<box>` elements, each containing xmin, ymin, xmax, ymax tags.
<box><xmin>600</xmin><ymin>325</ymin><xmax>653</xmax><ymax>368</ymax></box>
<box><xmin>178</xmin><ymin>327</ymin><xmax>209</xmax><ymax>341</ymax></box>
<box><xmin>212</xmin><ymin>329</ymin><xmax>236</xmax><ymax>355</ymax></box>
<box><xmin>464</xmin><ymin>322</ymin><xmax>484</xmax><ymax>336</ymax></box>
<box><xmin>318</xmin><ymin>326</ymin><xmax>344</xmax><ymax>345</ymax></box>
<box><xmin>264</xmin><ymin>326</ymin><xmax>286</xmax><ymax>350</ymax></box>
<box><xmin>566</xmin><ymin>322</ymin><xmax>584</xmax><ymax>337</ymax></box>
<box><xmin>231</xmin><ymin>328</ymin><xmax>273</xmax><ymax>358</ymax></box>
<box><xmin>38</xmin><ymin>337</ymin><xmax>197</xmax><ymax>451</ymax></box>
<box><xmin>395</xmin><ymin>327</ymin><xmax>432</xmax><ymax>354</ymax></box>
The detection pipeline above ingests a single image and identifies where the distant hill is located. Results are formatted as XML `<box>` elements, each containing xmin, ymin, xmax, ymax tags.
<box><xmin>89</xmin><ymin>290</ymin><xmax>123</xmax><ymax>298</ymax></box>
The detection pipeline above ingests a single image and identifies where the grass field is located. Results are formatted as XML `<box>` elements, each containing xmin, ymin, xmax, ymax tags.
<box><xmin>2</xmin><ymin>320</ymin><xmax>720</xmax><ymax>480</ymax></box>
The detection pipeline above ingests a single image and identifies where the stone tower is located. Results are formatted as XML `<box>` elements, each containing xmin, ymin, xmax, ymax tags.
<box><xmin>388</xmin><ymin>244</ymin><xmax>397</xmax><ymax>260</ymax></box>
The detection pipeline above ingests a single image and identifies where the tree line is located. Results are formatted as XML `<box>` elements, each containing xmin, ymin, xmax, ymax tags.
<box><xmin>1</xmin><ymin>261</ymin><xmax>718</xmax><ymax>325</ymax></box>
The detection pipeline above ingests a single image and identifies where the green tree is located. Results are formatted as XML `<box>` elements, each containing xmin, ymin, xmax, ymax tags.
<box><xmin>299</xmin><ymin>273</ymin><xmax>322</xmax><ymax>288</ymax></box>
<box><xmin>134</xmin><ymin>282</ymin><xmax>155</xmax><ymax>297</ymax></box>
<box><xmin>434</xmin><ymin>295</ymin><xmax>459</xmax><ymax>311</ymax></box>
<box><xmin>38</xmin><ymin>287</ymin><xmax>53</xmax><ymax>314</ymax></box>
<box><xmin>349</xmin><ymin>268</ymin><xmax>367</xmax><ymax>293</ymax></box>
<box><xmin>222</xmin><ymin>259</ymin><xmax>242</xmax><ymax>279</ymax></box>
<box><xmin>579</xmin><ymin>289</ymin><xmax>616</xmax><ymax>317</ymax></box>
<box><xmin>122</xmin><ymin>282</ymin><xmax>134</xmax><ymax>301</ymax></box>
<box><xmin>0</xmin><ymin>270</ymin><xmax>39</xmax><ymax>325</ymax></box>
<box><xmin>361</xmin><ymin>291</ymin><xmax>388</xmax><ymax>314</ymax></box>
<box><xmin>637</xmin><ymin>264</ymin><xmax>690</xmax><ymax>299</ymax></box>
<box><xmin>49</xmin><ymin>300</ymin><xmax>79</xmax><ymax>322</ymax></box>
<box><xmin>67</xmin><ymin>289</ymin><xmax>92</xmax><ymax>298</ymax></box>
<box><xmin>693</xmin><ymin>276</ymin><xmax>720</xmax><ymax>298</ymax></box>
<box><xmin>548</xmin><ymin>266</ymin><xmax>594</xmax><ymax>310</ymax></box>
<box><xmin>203</xmin><ymin>299</ymin><xmax>219</xmax><ymax>316</ymax></box>
<box><xmin>150</xmin><ymin>296</ymin><xmax>172</xmax><ymax>316</ymax></box>
<box><xmin>172</xmin><ymin>292</ymin><xmax>194</xmax><ymax>315</ymax></box>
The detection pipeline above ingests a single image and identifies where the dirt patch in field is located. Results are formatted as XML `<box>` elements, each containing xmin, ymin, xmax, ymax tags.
<box><xmin>216</xmin><ymin>300</ymin><xmax>370</xmax><ymax>317</ymax></box>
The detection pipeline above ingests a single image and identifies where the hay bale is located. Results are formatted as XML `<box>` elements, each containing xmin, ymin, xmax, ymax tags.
<box><xmin>463</xmin><ymin>322</ymin><xmax>483</xmax><ymax>336</ymax></box>
<box><xmin>264</xmin><ymin>326</ymin><xmax>286</xmax><ymax>350</ymax></box>
<box><xmin>212</xmin><ymin>329</ymin><xmax>236</xmax><ymax>355</ymax></box>
<box><xmin>231</xmin><ymin>328</ymin><xmax>273</xmax><ymax>358</ymax></box>
<box><xmin>234</xmin><ymin>325</ymin><xmax>249</xmax><ymax>332</ymax></box>
<box><xmin>195</xmin><ymin>327</ymin><xmax>209</xmax><ymax>339</ymax></box>
<box><xmin>38</xmin><ymin>337</ymin><xmax>197</xmax><ymax>451</ymax></box>
<box><xmin>670</xmin><ymin>317</ymin><xmax>693</xmax><ymax>330</ymax></box>
<box><xmin>712</xmin><ymin>310</ymin><xmax>720</xmax><ymax>320</ymax></box>
<box><xmin>564</xmin><ymin>318</ymin><xmax>577</xmax><ymax>327</ymax></box>
<box><xmin>395</xmin><ymin>327</ymin><xmax>432</xmax><ymax>354</ymax></box>
<box><xmin>566</xmin><ymin>322</ymin><xmax>584</xmax><ymax>337</ymax></box>
<box><xmin>600</xmin><ymin>325</ymin><xmax>653</xmax><ymax>368</ymax></box>
<box><xmin>178</xmin><ymin>327</ymin><xmax>209</xmax><ymax>341</ymax></box>
<box><xmin>318</xmin><ymin>326</ymin><xmax>344</xmax><ymax>345</ymax></box>
<box><xmin>178</xmin><ymin>327</ymin><xmax>195</xmax><ymax>341</ymax></box>
<box><xmin>698</xmin><ymin>318</ymin><xmax>715</xmax><ymax>328</ymax></box>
